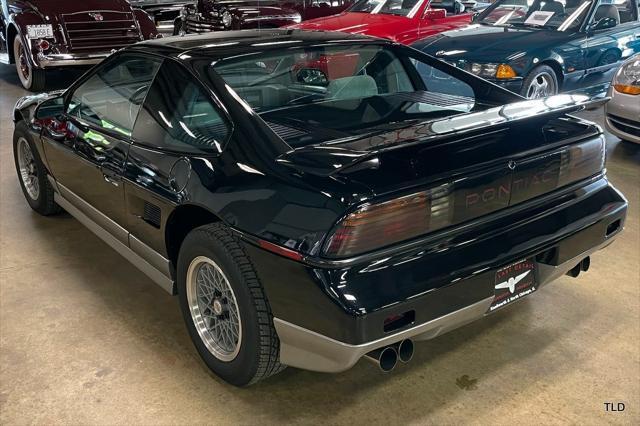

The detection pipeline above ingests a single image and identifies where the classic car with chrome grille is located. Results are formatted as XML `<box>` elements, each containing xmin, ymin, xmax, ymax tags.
<box><xmin>12</xmin><ymin>30</ymin><xmax>627</xmax><ymax>386</ymax></box>
<box><xmin>174</xmin><ymin>0</ymin><xmax>303</xmax><ymax>34</ymax></box>
<box><xmin>0</xmin><ymin>0</ymin><xmax>159</xmax><ymax>91</ymax></box>
<box><xmin>130</xmin><ymin>0</ymin><xmax>195</xmax><ymax>34</ymax></box>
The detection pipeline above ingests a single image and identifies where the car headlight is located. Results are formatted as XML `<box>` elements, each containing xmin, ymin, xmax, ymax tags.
<box><xmin>292</xmin><ymin>13</ymin><xmax>302</xmax><ymax>24</ymax></box>
<box><xmin>469</xmin><ymin>63</ymin><xmax>516</xmax><ymax>79</ymax></box>
<box><xmin>221</xmin><ymin>11</ymin><xmax>232</xmax><ymax>27</ymax></box>
<box><xmin>613</xmin><ymin>57</ymin><xmax>640</xmax><ymax>95</ymax></box>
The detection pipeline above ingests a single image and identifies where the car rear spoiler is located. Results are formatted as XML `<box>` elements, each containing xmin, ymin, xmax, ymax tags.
<box><xmin>276</xmin><ymin>94</ymin><xmax>608</xmax><ymax>177</ymax></box>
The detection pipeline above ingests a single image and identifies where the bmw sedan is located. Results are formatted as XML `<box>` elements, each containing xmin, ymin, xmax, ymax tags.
<box><xmin>413</xmin><ymin>0</ymin><xmax>640</xmax><ymax>98</ymax></box>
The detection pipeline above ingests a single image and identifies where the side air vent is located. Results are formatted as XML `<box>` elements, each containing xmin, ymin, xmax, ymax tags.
<box><xmin>143</xmin><ymin>201</ymin><xmax>161</xmax><ymax>228</ymax></box>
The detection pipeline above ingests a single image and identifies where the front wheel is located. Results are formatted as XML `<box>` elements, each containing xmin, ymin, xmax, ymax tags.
<box><xmin>13</xmin><ymin>35</ymin><xmax>46</xmax><ymax>91</ymax></box>
<box><xmin>177</xmin><ymin>223</ymin><xmax>285</xmax><ymax>386</ymax></box>
<box><xmin>520</xmin><ymin>65</ymin><xmax>559</xmax><ymax>99</ymax></box>
<box><xmin>13</xmin><ymin>121</ymin><xmax>62</xmax><ymax>216</ymax></box>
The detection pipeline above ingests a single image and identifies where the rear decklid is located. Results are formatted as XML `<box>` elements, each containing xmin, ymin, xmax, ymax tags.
<box><xmin>276</xmin><ymin>94</ymin><xmax>605</xmax><ymax>184</ymax></box>
<box><xmin>275</xmin><ymin>95</ymin><xmax>609</xmax><ymax>257</ymax></box>
<box><xmin>274</xmin><ymin>94</ymin><xmax>609</xmax><ymax>258</ymax></box>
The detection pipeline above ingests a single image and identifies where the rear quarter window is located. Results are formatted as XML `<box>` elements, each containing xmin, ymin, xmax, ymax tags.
<box><xmin>133</xmin><ymin>60</ymin><xmax>231</xmax><ymax>154</ymax></box>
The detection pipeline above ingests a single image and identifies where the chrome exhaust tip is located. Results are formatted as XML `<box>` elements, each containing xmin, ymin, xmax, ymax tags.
<box><xmin>364</xmin><ymin>346</ymin><xmax>398</xmax><ymax>372</ymax></box>
<box><xmin>395</xmin><ymin>339</ymin><xmax>414</xmax><ymax>363</ymax></box>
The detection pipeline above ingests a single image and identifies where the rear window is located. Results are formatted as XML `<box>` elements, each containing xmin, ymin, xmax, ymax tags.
<box><xmin>209</xmin><ymin>44</ymin><xmax>477</xmax><ymax>147</ymax></box>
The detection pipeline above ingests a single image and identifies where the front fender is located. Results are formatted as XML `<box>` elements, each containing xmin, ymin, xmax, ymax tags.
<box><xmin>6</xmin><ymin>11</ymin><xmax>46</xmax><ymax>66</ymax></box>
<box><xmin>133</xmin><ymin>8</ymin><xmax>159</xmax><ymax>40</ymax></box>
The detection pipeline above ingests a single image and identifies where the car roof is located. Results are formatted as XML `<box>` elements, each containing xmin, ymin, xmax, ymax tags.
<box><xmin>133</xmin><ymin>29</ymin><xmax>392</xmax><ymax>59</ymax></box>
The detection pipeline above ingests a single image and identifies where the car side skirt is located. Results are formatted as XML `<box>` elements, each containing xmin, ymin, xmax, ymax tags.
<box><xmin>53</xmin><ymin>183</ymin><xmax>176</xmax><ymax>295</ymax></box>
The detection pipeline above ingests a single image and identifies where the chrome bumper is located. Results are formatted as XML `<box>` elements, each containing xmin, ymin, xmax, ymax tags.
<box><xmin>36</xmin><ymin>52</ymin><xmax>113</xmax><ymax>68</ymax></box>
<box><xmin>274</xmin><ymin>238</ymin><xmax>617</xmax><ymax>373</ymax></box>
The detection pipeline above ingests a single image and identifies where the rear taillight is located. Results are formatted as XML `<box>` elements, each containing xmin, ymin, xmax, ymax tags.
<box><xmin>323</xmin><ymin>137</ymin><xmax>605</xmax><ymax>259</ymax></box>
<box><xmin>324</xmin><ymin>185</ymin><xmax>453</xmax><ymax>258</ymax></box>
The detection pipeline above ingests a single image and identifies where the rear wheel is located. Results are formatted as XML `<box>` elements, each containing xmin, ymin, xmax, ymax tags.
<box><xmin>13</xmin><ymin>35</ymin><xmax>45</xmax><ymax>91</ymax></box>
<box><xmin>521</xmin><ymin>65</ymin><xmax>558</xmax><ymax>99</ymax></box>
<box><xmin>177</xmin><ymin>223</ymin><xmax>285</xmax><ymax>386</ymax></box>
<box><xmin>13</xmin><ymin>121</ymin><xmax>61</xmax><ymax>216</ymax></box>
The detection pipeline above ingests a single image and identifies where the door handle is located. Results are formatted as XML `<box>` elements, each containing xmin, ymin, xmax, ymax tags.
<box><xmin>101</xmin><ymin>168</ymin><xmax>121</xmax><ymax>187</ymax></box>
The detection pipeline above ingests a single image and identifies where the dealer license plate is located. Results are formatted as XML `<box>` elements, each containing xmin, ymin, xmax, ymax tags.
<box><xmin>27</xmin><ymin>25</ymin><xmax>54</xmax><ymax>39</ymax></box>
<box><xmin>489</xmin><ymin>258</ymin><xmax>537</xmax><ymax>312</ymax></box>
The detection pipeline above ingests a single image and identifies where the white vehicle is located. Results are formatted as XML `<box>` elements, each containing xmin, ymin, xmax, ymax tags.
<box><xmin>605</xmin><ymin>54</ymin><xmax>640</xmax><ymax>144</ymax></box>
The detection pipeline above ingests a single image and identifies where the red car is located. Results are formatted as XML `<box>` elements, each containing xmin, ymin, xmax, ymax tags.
<box><xmin>289</xmin><ymin>0</ymin><xmax>474</xmax><ymax>45</ymax></box>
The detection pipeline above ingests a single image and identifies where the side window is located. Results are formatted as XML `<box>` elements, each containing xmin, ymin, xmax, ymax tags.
<box><xmin>410</xmin><ymin>59</ymin><xmax>476</xmax><ymax>111</ymax></box>
<box><xmin>593</xmin><ymin>0</ymin><xmax>638</xmax><ymax>25</ymax></box>
<box><xmin>133</xmin><ymin>60</ymin><xmax>231</xmax><ymax>154</ymax></box>
<box><xmin>67</xmin><ymin>55</ymin><xmax>162</xmax><ymax>137</ymax></box>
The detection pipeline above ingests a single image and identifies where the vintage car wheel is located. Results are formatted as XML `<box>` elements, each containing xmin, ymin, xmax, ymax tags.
<box><xmin>13</xmin><ymin>36</ymin><xmax>46</xmax><ymax>92</ymax></box>
<box><xmin>13</xmin><ymin>121</ymin><xmax>61</xmax><ymax>215</ymax></box>
<box><xmin>521</xmin><ymin>65</ymin><xmax>558</xmax><ymax>99</ymax></box>
<box><xmin>177</xmin><ymin>223</ymin><xmax>285</xmax><ymax>386</ymax></box>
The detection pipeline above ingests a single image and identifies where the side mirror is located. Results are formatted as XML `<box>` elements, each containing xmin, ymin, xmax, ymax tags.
<box><xmin>296</xmin><ymin>68</ymin><xmax>329</xmax><ymax>85</ymax></box>
<box><xmin>34</xmin><ymin>96</ymin><xmax>67</xmax><ymax>140</ymax></box>
<box><xmin>34</xmin><ymin>95</ymin><xmax>64</xmax><ymax>120</ymax></box>
<box><xmin>590</xmin><ymin>17</ymin><xmax>617</xmax><ymax>31</ymax></box>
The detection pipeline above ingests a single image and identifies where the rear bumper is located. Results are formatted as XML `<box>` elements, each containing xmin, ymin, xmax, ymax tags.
<box><xmin>36</xmin><ymin>52</ymin><xmax>112</xmax><ymax>68</ymax></box>
<box><xmin>273</xmin><ymin>237</ymin><xmax>614</xmax><ymax>373</ymax></box>
<box><xmin>242</xmin><ymin>177</ymin><xmax>627</xmax><ymax>372</ymax></box>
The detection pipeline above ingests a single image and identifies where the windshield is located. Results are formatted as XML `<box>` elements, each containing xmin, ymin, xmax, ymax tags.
<box><xmin>478</xmin><ymin>0</ymin><xmax>595</xmax><ymax>31</ymax></box>
<box><xmin>348</xmin><ymin>0</ymin><xmax>424</xmax><ymax>17</ymax></box>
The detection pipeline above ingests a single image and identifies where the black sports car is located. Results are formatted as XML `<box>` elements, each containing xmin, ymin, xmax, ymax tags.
<box><xmin>12</xmin><ymin>30</ymin><xmax>627</xmax><ymax>386</ymax></box>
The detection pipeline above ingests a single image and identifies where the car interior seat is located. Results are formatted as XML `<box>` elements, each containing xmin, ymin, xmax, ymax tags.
<box><xmin>541</xmin><ymin>0</ymin><xmax>565</xmax><ymax>15</ymax></box>
<box><xmin>593</xmin><ymin>4</ymin><xmax>621</xmax><ymax>25</ymax></box>
<box><xmin>327</xmin><ymin>75</ymin><xmax>378</xmax><ymax>100</ymax></box>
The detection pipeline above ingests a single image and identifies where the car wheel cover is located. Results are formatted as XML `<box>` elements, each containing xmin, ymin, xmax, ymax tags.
<box><xmin>13</xmin><ymin>37</ymin><xmax>32</xmax><ymax>88</ymax></box>
<box><xmin>17</xmin><ymin>137</ymin><xmax>40</xmax><ymax>200</ymax></box>
<box><xmin>526</xmin><ymin>71</ymin><xmax>556</xmax><ymax>99</ymax></box>
<box><xmin>186</xmin><ymin>256</ymin><xmax>242</xmax><ymax>362</ymax></box>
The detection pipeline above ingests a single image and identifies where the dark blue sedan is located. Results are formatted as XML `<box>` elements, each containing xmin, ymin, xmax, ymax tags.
<box><xmin>413</xmin><ymin>0</ymin><xmax>640</xmax><ymax>98</ymax></box>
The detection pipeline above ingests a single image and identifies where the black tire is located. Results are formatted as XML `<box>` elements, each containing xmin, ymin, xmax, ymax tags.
<box><xmin>520</xmin><ymin>65</ymin><xmax>559</xmax><ymax>99</ymax></box>
<box><xmin>13</xmin><ymin>121</ymin><xmax>62</xmax><ymax>216</ymax></box>
<box><xmin>13</xmin><ymin>35</ymin><xmax>46</xmax><ymax>91</ymax></box>
<box><xmin>177</xmin><ymin>223</ymin><xmax>285</xmax><ymax>386</ymax></box>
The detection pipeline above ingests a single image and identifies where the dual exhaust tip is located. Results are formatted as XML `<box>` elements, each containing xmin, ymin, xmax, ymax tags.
<box><xmin>566</xmin><ymin>256</ymin><xmax>591</xmax><ymax>278</ymax></box>
<box><xmin>364</xmin><ymin>339</ymin><xmax>414</xmax><ymax>372</ymax></box>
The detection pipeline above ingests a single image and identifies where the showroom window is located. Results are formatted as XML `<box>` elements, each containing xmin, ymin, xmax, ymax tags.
<box><xmin>66</xmin><ymin>54</ymin><xmax>162</xmax><ymax>137</ymax></box>
<box><xmin>132</xmin><ymin>60</ymin><xmax>231</xmax><ymax>154</ymax></box>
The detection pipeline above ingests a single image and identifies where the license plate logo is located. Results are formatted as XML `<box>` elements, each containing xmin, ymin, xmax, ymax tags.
<box><xmin>27</xmin><ymin>25</ymin><xmax>54</xmax><ymax>39</ymax></box>
<box><xmin>489</xmin><ymin>259</ymin><xmax>536</xmax><ymax>312</ymax></box>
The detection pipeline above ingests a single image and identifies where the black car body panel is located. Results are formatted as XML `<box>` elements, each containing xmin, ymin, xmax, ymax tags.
<box><xmin>13</xmin><ymin>30</ymin><xmax>627</xmax><ymax>374</ymax></box>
